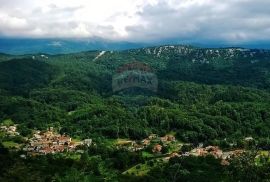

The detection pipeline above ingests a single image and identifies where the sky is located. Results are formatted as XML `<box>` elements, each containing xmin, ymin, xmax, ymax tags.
<box><xmin>0</xmin><ymin>0</ymin><xmax>270</xmax><ymax>44</ymax></box>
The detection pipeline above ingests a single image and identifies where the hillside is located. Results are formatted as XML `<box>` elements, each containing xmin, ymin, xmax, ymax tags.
<box><xmin>0</xmin><ymin>45</ymin><xmax>270</xmax><ymax>138</ymax></box>
<box><xmin>1</xmin><ymin>45</ymin><xmax>270</xmax><ymax>181</ymax></box>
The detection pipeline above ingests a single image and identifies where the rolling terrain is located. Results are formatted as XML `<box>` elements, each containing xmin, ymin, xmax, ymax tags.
<box><xmin>1</xmin><ymin>45</ymin><xmax>270</xmax><ymax>181</ymax></box>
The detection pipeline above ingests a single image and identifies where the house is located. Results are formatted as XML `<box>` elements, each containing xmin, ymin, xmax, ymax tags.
<box><xmin>33</xmin><ymin>133</ymin><xmax>42</xmax><ymax>139</ymax></box>
<box><xmin>58</xmin><ymin>136</ymin><xmax>71</xmax><ymax>145</ymax></box>
<box><xmin>244</xmin><ymin>137</ymin><xmax>254</xmax><ymax>141</ymax></box>
<box><xmin>198</xmin><ymin>143</ymin><xmax>204</xmax><ymax>148</ymax></box>
<box><xmin>221</xmin><ymin>159</ymin><xmax>230</xmax><ymax>166</ymax></box>
<box><xmin>191</xmin><ymin>148</ymin><xmax>206</xmax><ymax>156</ymax></box>
<box><xmin>40</xmin><ymin>147</ymin><xmax>52</xmax><ymax>155</ymax></box>
<box><xmin>83</xmin><ymin>139</ymin><xmax>92</xmax><ymax>147</ymax></box>
<box><xmin>182</xmin><ymin>152</ymin><xmax>190</xmax><ymax>157</ymax></box>
<box><xmin>232</xmin><ymin>150</ymin><xmax>244</xmax><ymax>157</ymax></box>
<box><xmin>221</xmin><ymin>152</ymin><xmax>229</xmax><ymax>160</ymax></box>
<box><xmin>152</xmin><ymin>144</ymin><xmax>162</xmax><ymax>153</ymax></box>
<box><xmin>160</xmin><ymin>135</ymin><xmax>176</xmax><ymax>142</ymax></box>
<box><xmin>20</xmin><ymin>154</ymin><xmax>27</xmax><ymax>159</ymax></box>
<box><xmin>167</xmin><ymin>135</ymin><xmax>176</xmax><ymax>141</ymax></box>
<box><xmin>9</xmin><ymin>126</ymin><xmax>16</xmax><ymax>132</ymax></box>
<box><xmin>160</xmin><ymin>136</ymin><xmax>167</xmax><ymax>142</ymax></box>
<box><xmin>141</xmin><ymin>139</ymin><xmax>150</xmax><ymax>146</ymax></box>
<box><xmin>0</xmin><ymin>126</ymin><xmax>7</xmax><ymax>130</ymax></box>
<box><xmin>169</xmin><ymin>152</ymin><xmax>180</xmax><ymax>158</ymax></box>
<box><xmin>206</xmin><ymin>146</ymin><xmax>223</xmax><ymax>159</ymax></box>
<box><xmin>148</xmin><ymin>134</ymin><xmax>158</xmax><ymax>140</ymax></box>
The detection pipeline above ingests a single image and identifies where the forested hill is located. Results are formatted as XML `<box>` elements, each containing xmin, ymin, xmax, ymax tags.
<box><xmin>1</xmin><ymin>45</ymin><xmax>270</xmax><ymax>143</ymax></box>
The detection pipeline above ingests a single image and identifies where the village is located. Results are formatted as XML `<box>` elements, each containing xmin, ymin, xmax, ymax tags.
<box><xmin>0</xmin><ymin>123</ymin><xmax>265</xmax><ymax>166</ymax></box>
<box><xmin>0</xmin><ymin>124</ymin><xmax>92</xmax><ymax>155</ymax></box>
<box><xmin>116</xmin><ymin>133</ymin><xmax>246</xmax><ymax>165</ymax></box>
<box><xmin>22</xmin><ymin>127</ymin><xmax>92</xmax><ymax>155</ymax></box>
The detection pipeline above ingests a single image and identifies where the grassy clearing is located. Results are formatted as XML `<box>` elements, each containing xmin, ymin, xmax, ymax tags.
<box><xmin>142</xmin><ymin>151</ymin><xmax>154</xmax><ymax>159</ymax></box>
<box><xmin>123</xmin><ymin>158</ymin><xmax>166</xmax><ymax>176</ymax></box>
<box><xmin>72</xmin><ymin>138</ymin><xmax>82</xmax><ymax>143</ymax></box>
<box><xmin>259</xmin><ymin>151</ymin><xmax>269</xmax><ymax>156</ymax></box>
<box><xmin>116</xmin><ymin>139</ymin><xmax>134</xmax><ymax>145</ymax></box>
<box><xmin>2</xmin><ymin>141</ymin><xmax>20</xmax><ymax>149</ymax></box>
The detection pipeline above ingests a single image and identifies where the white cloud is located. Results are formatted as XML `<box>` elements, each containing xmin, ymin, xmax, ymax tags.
<box><xmin>0</xmin><ymin>0</ymin><xmax>269</xmax><ymax>44</ymax></box>
<box><xmin>0</xmin><ymin>13</ymin><xmax>28</xmax><ymax>29</ymax></box>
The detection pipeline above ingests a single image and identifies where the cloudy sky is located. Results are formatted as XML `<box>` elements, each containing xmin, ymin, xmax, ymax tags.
<box><xmin>0</xmin><ymin>0</ymin><xmax>270</xmax><ymax>44</ymax></box>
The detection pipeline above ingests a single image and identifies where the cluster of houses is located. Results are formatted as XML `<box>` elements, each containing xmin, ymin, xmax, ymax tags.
<box><xmin>0</xmin><ymin>124</ymin><xmax>20</xmax><ymax>136</ymax></box>
<box><xmin>149</xmin><ymin>134</ymin><xmax>176</xmax><ymax>153</ymax></box>
<box><xmin>116</xmin><ymin>134</ymin><xmax>246</xmax><ymax>166</ymax></box>
<box><xmin>0</xmin><ymin>122</ymin><xmax>93</xmax><ymax>156</ymax></box>
<box><xmin>23</xmin><ymin>127</ymin><xmax>91</xmax><ymax>155</ymax></box>
<box><xmin>117</xmin><ymin>134</ymin><xmax>176</xmax><ymax>153</ymax></box>
<box><xmin>178</xmin><ymin>145</ymin><xmax>244</xmax><ymax>165</ymax></box>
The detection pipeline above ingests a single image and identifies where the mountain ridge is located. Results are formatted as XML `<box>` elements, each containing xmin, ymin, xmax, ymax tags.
<box><xmin>1</xmin><ymin>37</ymin><xmax>270</xmax><ymax>55</ymax></box>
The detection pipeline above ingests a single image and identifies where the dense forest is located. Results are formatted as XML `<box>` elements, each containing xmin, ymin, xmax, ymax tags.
<box><xmin>0</xmin><ymin>45</ymin><xmax>270</xmax><ymax>181</ymax></box>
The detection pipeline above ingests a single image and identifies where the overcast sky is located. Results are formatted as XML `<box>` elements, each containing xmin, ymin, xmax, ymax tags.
<box><xmin>0</xmin><ymin>0</ymin><xmax>270</xmax><ymax>44</ymax></box>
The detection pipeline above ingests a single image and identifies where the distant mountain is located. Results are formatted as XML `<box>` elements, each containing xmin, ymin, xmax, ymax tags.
<box><xmin>1</xmin><ymin>38</ymin><xmax>270</xmax><ymax>55</ymax></box>
<box><xmin>1</xmin><ymin>45</ymin><xmax>270</xmax><ymax>91</ymax></box>
<box><xmin>0</xmin><ymin>38</ymin><xmax>150</xmax><ymax>55</ymax></box>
